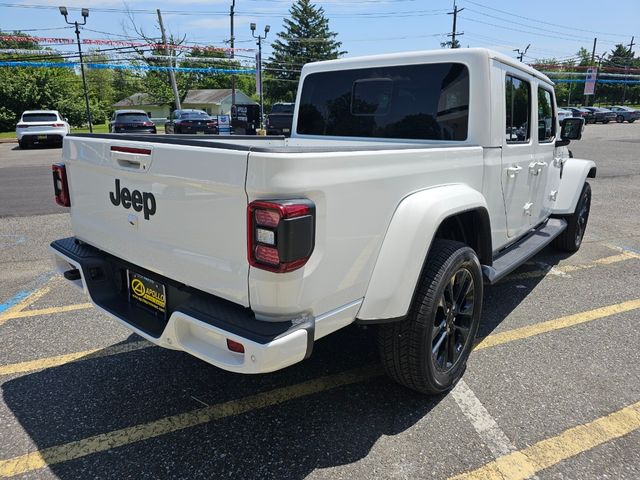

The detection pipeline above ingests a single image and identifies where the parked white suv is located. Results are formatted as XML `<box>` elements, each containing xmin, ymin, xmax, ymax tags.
<box><xmin>16</xmin><ymin>110</ymin><xmax>70</xmax><ymax>149</ymax></box>
<box><xmin>51</xmin><ymin>49</ymin><xmax>594</xmax><ymax>394</ymax></box>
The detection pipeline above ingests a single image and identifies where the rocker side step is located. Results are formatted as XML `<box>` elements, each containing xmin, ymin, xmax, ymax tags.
<box><xmin>482</xmin><ymin>218</ymin><xmax>568</xmax><ymax>284</ymax></box>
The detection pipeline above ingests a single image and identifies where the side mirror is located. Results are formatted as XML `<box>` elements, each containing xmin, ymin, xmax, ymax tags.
<box><xmin>556</xmin><ymin>117</ymin><xmax>584</xmax><ymax>146</ymax></box>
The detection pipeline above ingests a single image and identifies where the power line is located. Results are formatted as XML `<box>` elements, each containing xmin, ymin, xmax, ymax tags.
<box><xmin>461</xmin><ymin>0</ymin><xmax>634</xmax><ymax>39</ymax></box>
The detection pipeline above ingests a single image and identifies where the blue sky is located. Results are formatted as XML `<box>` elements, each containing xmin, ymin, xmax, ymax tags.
<box><xmin>1</xmin><ymin>0</ymin><xmax>639</xmax><ymax>66</ymax></box>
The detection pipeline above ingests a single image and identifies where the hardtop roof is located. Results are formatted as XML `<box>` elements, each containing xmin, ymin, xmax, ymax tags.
<box><xmin>300</xmin><ymin>48</ymin><xmax>553</xmax><ymax>85</ymax></box>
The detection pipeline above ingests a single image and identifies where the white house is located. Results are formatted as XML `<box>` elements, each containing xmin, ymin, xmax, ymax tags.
<box><xmin>112</xmin><ymin>93</ymin><xmax>171</xmax><ymax>120</ymax></box>
<box><xmin>181</xmin><ymin>89</ymin><xmax>256</xmax><ymax>115</ymax></box>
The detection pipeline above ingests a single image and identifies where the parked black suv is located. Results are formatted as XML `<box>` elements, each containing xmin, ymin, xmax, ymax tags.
<box><xmin>110</xmin><ymin>110</ymin><xmax>157</xmax><ymax>133</ymax></box>
<box><xmin>265</xmin><ymin>103</ymin><xmax>294</xmax><ymax>136</ymax></box>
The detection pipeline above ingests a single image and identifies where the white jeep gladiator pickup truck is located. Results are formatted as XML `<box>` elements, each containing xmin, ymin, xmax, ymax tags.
<box><xmin>51</xmin><ymin>49</ymin><xmax>595</xmax><ymax>394</ymax></box>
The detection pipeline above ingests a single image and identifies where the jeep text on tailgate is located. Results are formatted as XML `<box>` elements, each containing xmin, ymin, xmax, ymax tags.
<box><xmin>51</xmin><ymin>49</ymin><xmax>594</xmax><ymax>394</ymax></box>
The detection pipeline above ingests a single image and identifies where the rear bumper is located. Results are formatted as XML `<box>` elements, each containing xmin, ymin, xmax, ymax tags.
<box><xmin>17</xmin><ymin>131</ymin><xmax>66</xmax><ymax>142</ymax></box>
<box><xmin>50</xmin><ymin>237</ymin><xmax>313</xmax><ymax>374</ymax></box>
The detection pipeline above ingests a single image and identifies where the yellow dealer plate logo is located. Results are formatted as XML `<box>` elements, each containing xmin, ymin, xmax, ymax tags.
<box><xmin>131</xmin><ymin>278</ymin><xmax>146</xmax><ymax>296</ymax></box>
<box><xmin>128</xmin><ymin>271</ymin><xmax>166</xmax><ymax>315</ymax></box>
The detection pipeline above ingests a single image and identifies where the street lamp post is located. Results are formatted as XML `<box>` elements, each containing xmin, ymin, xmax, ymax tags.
<box><xmin>250</xmin><ymin>23</ymin><xmax>269</xmax><ymax>131</ymax></box>
<box><xmin>59</xmin><ymin>6</ymin><xmax>93</xmax><ymax>133</ymax></box>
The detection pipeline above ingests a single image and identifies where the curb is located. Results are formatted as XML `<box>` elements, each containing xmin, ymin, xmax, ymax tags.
<box><xmin>0</xmin><ymin>138</ymin><xmax>17</xmax><ymax>144</ymax></box>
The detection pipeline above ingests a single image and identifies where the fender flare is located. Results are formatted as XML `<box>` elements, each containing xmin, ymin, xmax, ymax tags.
<box><xmin>357</xmin><ymin>184</ymin><xmax>489</xmax><ymax>321</ymax></box>
<box><xmin>552</xmin><ymin>158</ymin><xmax>596</xmax><ymax>215</ymax></box>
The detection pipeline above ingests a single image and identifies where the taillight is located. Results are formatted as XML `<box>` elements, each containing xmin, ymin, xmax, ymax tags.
<box><xmin>52</xmin><ymin>163</ymin><xmax>70</xmax><ymax>207</ymax></box>
<box><xmin>206</xmin><ymin>122</ymin><xmax>216</xmax><ymax>127</ymax></box>
<box><xmin>17</xmin><ymin>124</ymin><xmax>28</xmax><ymax>128</ymax></box>
<box><xmin>143</xmin><ymin>121</ymin><xmax>154</xmax><ymax>126</ymax></box>
<box><xmin>52</xmin><ymin>123</ymin><xmax>65</xmax><ymax>127</ymax></box>
<box><xmin>247</xmin><ymin>199</ymin><xmax>315</xmax><ymax>273</ymax></box>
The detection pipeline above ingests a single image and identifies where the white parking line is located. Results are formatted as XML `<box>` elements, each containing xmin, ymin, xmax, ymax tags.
<box><xmin>451</xmin><ymin>380</ymin><xmax>516</xmax><ymax>458</ymax></box>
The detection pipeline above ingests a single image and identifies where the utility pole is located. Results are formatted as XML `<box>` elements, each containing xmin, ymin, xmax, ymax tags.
<box><xmin>447</xmin><ymin>1</ymin><xmax>463</xmax><ymax>49</ymax></box>
<box><xmin>157</xmin><ymin>9</ymin><xmax>181</xmax><ymax>111</ymax></box>
<box><xmin>622</xmin><ymin>36</ymin><xmax>635</xmax><ymax>105</ymax></box>
<box><xmin>251</xmin><ymin>23</ymin><xmax>270</xmax><ymax>131</ymax></box>
<box><xmin>585</xmin><ymin>37</ymin><xmax>597</xmax><ymax>106</ymax></box>
<box><xmin>59</xmin><ymin>6</ymin><xmax>92</xmax><ymax>133</ymax></box>
<box><xmin>230</xmin><ymin>0</ymin><xmax>236</xmax><ymax>107</ymax></box>
<box><xmin>514</xmin><ymin>44</ymin><xmax>530</xmax><ymax>62</ymax></box>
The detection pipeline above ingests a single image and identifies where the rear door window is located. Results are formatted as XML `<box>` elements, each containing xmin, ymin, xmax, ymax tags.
<box><xmin>297</xmin><ymin>62</ymin><xmax>469</xmax><ymax>140</ymax></box>
<box><xmin>505</xmin><ymin>75</ymin><xmax>531</xmax><ymax>143</ymax></box>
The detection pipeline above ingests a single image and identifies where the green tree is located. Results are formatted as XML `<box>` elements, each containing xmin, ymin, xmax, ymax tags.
<box><xmin>0</xmin><ymin>31</ymin><xmax>84</xmax><ymax>129</ymax></box>
<box><xmin>440</xmin><ymin>39</ymin><xmax>461</xmax><ymax>49</ymax></box>
<box><xmin>265</xmin><ymin>0</ymin><xmax>345</xmax><ymax>102</ymax></box>
<box><xmin>576</xmin><ymin>47</ymin><xmax>593</xmax><ymax>66</ymax></box>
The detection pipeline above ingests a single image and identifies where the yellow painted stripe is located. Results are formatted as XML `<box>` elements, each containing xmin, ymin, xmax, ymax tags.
<box><xmin>0</xmin><ymin>303</ymin><xmax>93</xmax><ymax>321</ymax></box>
<box><xmin>474</xmin><ymin>299</ymin><xmax>640</xmax><ymax>351</ymax></box>
<box><xmin>0</xmin><ymin>341</ymin><xmax>151</xmax><ymax>376</ymax></box>
<box><xmin>0</xmin><ymin>299</ymin><xmax>637</xmax><ymax>474</ymax></box>
<box><xmin>0</xmin><ymin>366</ymin><xmax>380</xmax><ymax>477</ymax></box>
<box><xmin>508</xmin><ymin>251</ymin><xmax>639</xmax><ymax>281</ymax></box>
<box><xmin>450</xmin><ymin>400</ymin><xmax>640</xmax><ymax>480</ymax></box>
<box><xmin>0</xmin><ymin>284</ymin><xmax>52</xmax><ymax>326</ymax></box>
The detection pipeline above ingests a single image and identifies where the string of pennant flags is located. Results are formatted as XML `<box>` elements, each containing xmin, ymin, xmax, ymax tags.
<box><xmin>0</xmin><ymin>60</ymin><xmax>256</xmax><ymax>75</ymax></box>
<box><xmin>0</xmin><ymin>35</ymin><xmax>255</xmax><ymax>53</ymax></box>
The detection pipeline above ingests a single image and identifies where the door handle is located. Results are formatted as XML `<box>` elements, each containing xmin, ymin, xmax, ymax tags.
<box><xmin>506</xmin><ymin>165</ymin><xmax>522</xmax><ymax>177</ymax></box>
<box><xmin>553</xmin><ymin>156</ymin><xmax>565</xmax><ymax>167</ymax></box>
<box><xmin>529</xmin><ymin>161</ymin><xmax>547</xmax><ymax>175</ymax></box>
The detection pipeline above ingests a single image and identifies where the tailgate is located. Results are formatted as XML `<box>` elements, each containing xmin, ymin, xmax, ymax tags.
<box><xmin>64</xmin><ymin>136</ymin><xmax>250</xmax><ymax>306</ymax></box>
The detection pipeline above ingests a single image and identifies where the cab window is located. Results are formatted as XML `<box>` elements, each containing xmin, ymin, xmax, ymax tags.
<box><xmin>537</xmin><ymin>87</ymin><xmax>555</xmax><ymax>142</ymax></box>
<box><xmin>505</xmin><ymin>75</ymin><xmax>531</xmax><ymax>143</ymax></box>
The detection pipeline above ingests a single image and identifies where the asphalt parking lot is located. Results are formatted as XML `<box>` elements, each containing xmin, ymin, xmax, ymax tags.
<box><xmin>0</xmin><ymin>124</ymin><xmax>639</xmax><ymax>479</ymax></box>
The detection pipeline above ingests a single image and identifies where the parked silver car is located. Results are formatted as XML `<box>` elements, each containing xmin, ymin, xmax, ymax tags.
<box><xmin>606</xmin><ymin>106</ymin><xmax>639</xmax><ymax>123</ymax></box>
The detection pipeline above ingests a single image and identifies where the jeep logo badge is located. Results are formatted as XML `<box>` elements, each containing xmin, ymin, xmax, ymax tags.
<box><xmin>109</xmin><ymin>179</ymin><xmax>156</xmax><ymax>220</ymax></box>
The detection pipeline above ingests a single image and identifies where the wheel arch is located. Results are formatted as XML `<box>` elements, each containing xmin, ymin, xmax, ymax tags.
<box><xmin>552</xmin><ymin>158</ymin><xmax>596</xmax><ymax>215</ymax></box>
<box><xmin>357</xmin><ymin>184</ymin><xmax>490</xmax><ymax>323</ymax></box>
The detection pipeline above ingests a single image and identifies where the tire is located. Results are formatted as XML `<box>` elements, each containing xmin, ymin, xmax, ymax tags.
<box><xmin>629</xmin><ymin>119</ymin><xmax>635</xmax><ymax>123</ymax></box>
<box><xmin>603</xmin><ymin>119</ymin><xmax>609</xmax><ymax>124</ymax></box>
<box><xmin>18</xmin><ymin>140</ymin><xmax>28</xmax><ymax>149</ymax></box>
<box><xmin>377</xmin><ymin>239</ymin><xmax>483</xmax><ymax>394</ymax></box>
<box><xmin>553</xmin><ymin>182</ymin><xmax>591</xmax><ymax>253</ymax></box>
<box><xmin>616</xmin><ymin>115</ymin><xmax>624</xmax><ymax>123</ymax></box>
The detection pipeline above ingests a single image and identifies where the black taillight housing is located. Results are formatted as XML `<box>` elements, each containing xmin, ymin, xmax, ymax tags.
<box><xmin>52</xmin><ymin>163</ymin><xmax>71</xmax><ymax>207</ymax></box>
<box><xmin>248</xmin><ymin>199</ymin><xmax>315</xmax><ymax>273</ymax></box>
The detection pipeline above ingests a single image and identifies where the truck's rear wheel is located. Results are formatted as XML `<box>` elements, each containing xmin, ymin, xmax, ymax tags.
<box><xmin>377</xmin><ymin>240</ymin><xmax>482</xmax><ymax>394</ymax></box>
<box><xmin>553</xmin><ymin>182</ymin><xmax>591</xmax><ymax>253</ymax></box>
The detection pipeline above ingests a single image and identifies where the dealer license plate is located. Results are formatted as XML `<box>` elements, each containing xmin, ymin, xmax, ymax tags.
<box><xmin>128</xmin><ymin>270</ymin><xmax>166</xmax><ymax>315</ymax></box>
<box><xmin>38</xmin><ymin>135</ymin><xmax>47</xmax><ymax>140</ymax></box>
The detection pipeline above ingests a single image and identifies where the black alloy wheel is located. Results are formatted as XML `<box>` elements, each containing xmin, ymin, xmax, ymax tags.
<box><xmin>553</xmin><ymin>182</ymin><xmax>591</xmax><ymax>253</ymax></box>
<box><xmin>432</xmin><ymin>268</ymin><xmax>476</xmax><ymax>375</ymax></box>
<box><xmin>377</xmin><ymin>239</ymin><xmax>482</xmax><ymax>394</ymax></box>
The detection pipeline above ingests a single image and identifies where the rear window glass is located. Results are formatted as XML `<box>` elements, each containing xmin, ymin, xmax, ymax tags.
<box><xmin>271</xmin><ymin>104</ymin><xmax>294</xmax><ymax>114</ymax></box>
<box><xmin>116</xmin><ymin>113</ymin><xmax>150</xmax><ymax>122</ymax></box>
<box><xmin>182</xmin><ymin>112</ymin><xmax>209</xmax><ymax>118</ymax></box>
<box><xmin>297</xmin><ymin>62</ymin><xmax>469</xmax><ymax>140</ymax></box>
<box><xmin>22</xmin><ymin>113</ymin><xmax>58</xmax><ymax>122</ymax></box>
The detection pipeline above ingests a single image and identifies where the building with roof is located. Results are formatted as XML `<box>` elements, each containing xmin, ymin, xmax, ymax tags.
<box><xmin>112</xmin><ymin>93</ymin><xmax>171</xmax><ymax>121</ymax></box>
<box><xmin>181</xmin><ymin>89</ymin><xmax>256</xmax><ymax>115</ymax></box>
<box><xmin>113</xmin><ymin>89</ymin><xmax>257</xmax><ymax>120</ymax></box>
